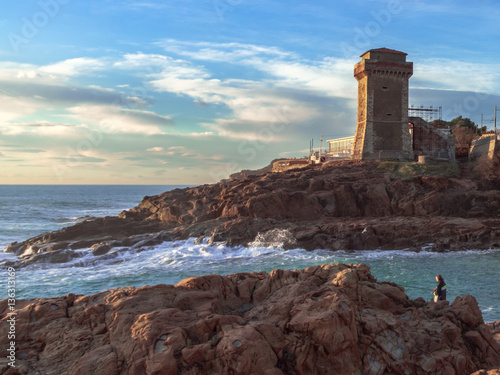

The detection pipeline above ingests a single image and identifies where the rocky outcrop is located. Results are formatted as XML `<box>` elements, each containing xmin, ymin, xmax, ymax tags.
<box><xmin>1</xmin><ymin>263</ymin><xmax>499</xmax><ymax>375</ymax></box>
<box><xmin>4</xmin><ymin>160</ymin><xmax>500</xmax><ymax>267</ymax></box>
<box><xmin>119</xmin><ymin>161</ymin><xmax>498</xmax><ymax>224</ymax></box>
<box><xmin>229</xmin><ymin>159</ymin><xmax>284</xmax><ymax>181</ymax></box>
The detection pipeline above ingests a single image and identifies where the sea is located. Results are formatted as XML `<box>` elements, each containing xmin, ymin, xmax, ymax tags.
<box><xmin>0</xmin><ymin>185</ymin><xmax>499</xmax><ymax>322</ymax></box>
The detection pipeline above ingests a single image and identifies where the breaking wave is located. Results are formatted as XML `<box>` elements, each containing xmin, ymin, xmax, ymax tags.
<box><xmin>4</xmin><ymin>237</ymin><xmax>499</xmax><ymax>322</ymax></box>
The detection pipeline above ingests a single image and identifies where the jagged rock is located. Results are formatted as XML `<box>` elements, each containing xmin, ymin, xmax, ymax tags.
<box><xmin>3</xmin><ymin>242</ymin><xmax>23</xmax><ymax>255</ymax></box>
<box><xmin>4</xmin><ymin>160</ymin><xmax>500</xmax><ymax>266</ymax></box>
<box><xmin>1</xmin><ymin>263</ymin><xmax>499</xmax><ymax>374</ymax></box>
<box><xmin>91</xmin><ymin>243</ymin><xmax>112</xmax><ymax>256</ymax></box>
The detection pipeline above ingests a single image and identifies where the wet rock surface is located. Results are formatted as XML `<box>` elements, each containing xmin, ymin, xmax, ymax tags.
<box><xmin>1</xmin><ymin>263</ymin><xmax>499</xmax><ymax>375</ymax></box>
<box><xmin>4</xmin><ymin>160</ymin><xmax>500</xmax><ymax>267</ymax></box>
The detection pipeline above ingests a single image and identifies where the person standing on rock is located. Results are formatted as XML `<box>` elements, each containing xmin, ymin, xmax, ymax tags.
<box><xmin>433</xmin><ymin>275</ymin><xmax>447</xmax><ymax>302</ymax></box>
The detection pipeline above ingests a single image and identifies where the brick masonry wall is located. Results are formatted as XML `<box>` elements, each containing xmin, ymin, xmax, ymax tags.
<box><xmin>410</xmin><ymin>117</ymin><xmax>455</xmax><ymax>161</ymax></box>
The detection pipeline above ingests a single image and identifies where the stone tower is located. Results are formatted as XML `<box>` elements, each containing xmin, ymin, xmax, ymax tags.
<box><xmin>352</xmin><ymin>48</ymin><xmax>413</xmax><ymax>160</ymax></box>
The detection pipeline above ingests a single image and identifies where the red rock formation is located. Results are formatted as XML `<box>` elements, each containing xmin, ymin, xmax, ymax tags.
<box><xmin>117</xmin><ymin>161</ymin><xmax>500</xmax><ymax>252</ymax></box>
<box><xmin>1</xmin><ymin>264</ymin><xmax>499</xmax><ymax>374</ymax></box>
<box><xmin>5</xmin><ymin>160</ymin><xmax>500</xmax><ymax>267</ymax></box>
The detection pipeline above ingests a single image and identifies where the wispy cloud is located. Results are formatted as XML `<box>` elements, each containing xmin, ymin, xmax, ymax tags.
<box><xmin>39</xmin><ymin>57</ymin><xmax>108</xmax><ymax>78</ymax></box>
<box><xmin>129</xmin><ymin>2</ymin><xmax>170</xmax><ymax>10</ymax></box>
<box><xmin>126</xmin><ymin>45</ymin><xmax>357</xmax><ymax>141</ymax></box>
<box><xmin>145</xmin><ymin>145</ymin><xmax>225</xmax><ymax>161</ymax></box>
<box><xmin>158</xmin><ymin>40</ymin><xmax>295</xmax><ymax>62</ymax></box>
<box><xmin>66</xmin><ymin>104</ymin><xmax>175</xmax><ymax>135</ymax></box>
<box><xmin>0</xmin><ymin>79</ymin><xmax>148</xmax><ymax>109</ymax></box>
<box><xmin>413</xmin><ymin>58</ymin><xmax>500</xmax><ymax>93</ymax></box>
<box><xmin>0</xmin><ymin>121</ymin><xmax>89</xmax><ymax>137</ymax></box>
<box><xmin>0</xmin><ymin>95</ymin><xmax>44</xmax><ymax>123</ymax></box>
<box><xmin>0</xmin><ymin>58</ymin><xmax>108</xmax><ymax>84</ymax></box>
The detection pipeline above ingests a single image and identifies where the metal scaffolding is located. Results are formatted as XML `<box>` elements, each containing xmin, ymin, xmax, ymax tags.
<box><xmin>408</xmin><ymin>105</ymin><xmax>442</xmax><ymax>122</ymax></box>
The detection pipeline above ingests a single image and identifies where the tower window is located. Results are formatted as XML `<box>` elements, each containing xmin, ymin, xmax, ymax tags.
<box><xmin>382</xmin><ymin>86</ymin><xmax>388</xmax><ymax>90</ymax></box>
<box><xmin>387</xmin><ymin>113</ymin><xmax>392</xmax><ymax>116</ymax></box>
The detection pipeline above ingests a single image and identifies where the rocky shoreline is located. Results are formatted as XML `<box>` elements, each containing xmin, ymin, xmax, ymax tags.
<box><xmin>3</xmin><ymin>160</ymin><xmax>500</xmax><ymax>268</ymax></box>
<box><xmin>0</xmin><ymin>263</ymin><xmax>499</xmax><ymax>374</ymax></box>
<box><xmin>2</xmin><ymin>160</ymin><xmax>500</xmax><ymax>374</ymax></box>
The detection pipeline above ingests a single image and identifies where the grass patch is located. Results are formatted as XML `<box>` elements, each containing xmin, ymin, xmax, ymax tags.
<box><xmin>375</xmin><ymin>161</ymin><xmax>399</xmax><ymax>173</ymax></box>
<box><xmin>376</xmin><ymin>161</ymin><xmax>460</xmax><ymax>178</ymax></box>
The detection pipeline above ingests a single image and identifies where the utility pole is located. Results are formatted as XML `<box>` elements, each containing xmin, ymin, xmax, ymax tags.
<box><xmin>495</xmin><ymin>106</ymin><xmax>498</xmax><ymax>145</ymax></box>
<box><xmin>319</xmin><ymin>135</ymin><xmax>323</xmax><ymax>162</ymax></box>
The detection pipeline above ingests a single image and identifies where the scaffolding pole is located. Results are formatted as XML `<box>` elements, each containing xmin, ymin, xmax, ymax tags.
<box><xmin>408</xmin><ymin>105</ymin><xmax>442</xmax><ymax>122</ymax></box>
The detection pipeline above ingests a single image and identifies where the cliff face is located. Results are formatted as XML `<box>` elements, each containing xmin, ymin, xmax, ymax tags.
<box><xmin>121</xmin><ymin>161</ymin><xmax>477</xmax><ymax>224</ymax></box>
<box><xmin>4</xmin><ymin>160</ymin><xmax>500</xmax><ymax>267</ymax></box>
<box><xmin>119</xmin><ymin>160</ymin><xmax>500</xmax><ymax>252</ymax></box>
<box><xmin>1</xmin><ymin>263</ymin><xmax>499</xmax><ymax>375</ymax></box>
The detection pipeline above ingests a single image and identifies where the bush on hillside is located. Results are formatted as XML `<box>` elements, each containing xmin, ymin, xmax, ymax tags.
<box><xmin>474</xmin><ymin>147</ymin><xmax>500</xmax><ymax>188</ymax></box>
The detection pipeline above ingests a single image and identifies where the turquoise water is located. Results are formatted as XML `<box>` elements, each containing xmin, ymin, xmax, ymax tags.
<box><xmin>0</xmin><ymin>185</ymin><xmax>499</xmax><ymax>322</ymax></box>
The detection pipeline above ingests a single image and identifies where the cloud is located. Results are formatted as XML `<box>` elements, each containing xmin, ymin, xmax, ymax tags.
<box><xmin>0</xmin><ymin>59</ymin><xmax>148</xmax><ymax>122</ymax></box>
<box><xmin>143</xmin><ymin>144</ymin><xmax>224</xmax><ymax>161</ymax></box>
<box><xmin>148</xmin><ymin>62</ymin><xmax>351</xmax><ymax>141</ymax></box>
<box><xmin>0</xmin><ymin>121</ymin><xmax>89</xmax><ymax>137</ymax></box>
<box><xmin>157</xmin><ymin>40</ymin><xmax>357</xmax><ymax>99</ymax></box>
<box><xmin>130</xmin><ymin>2</ymin><xmax>169</xmax><ymax>9</ymax></box>
<box><xmin>145</xmin><ymin>41</ymin><xmax>500</xmax><ymax>143</ymax></box>
<box><xmin>113</xmin><ymin>53</ymin><xmax>188</xmax><ymax>71</ymax></box>
<box><xmin>250</xmin><ymin>57</ymin><xmax>357</xmax><ymax>99</ymax></box>
<box><xmin>0</xmin><ymin>48</ymin><xmax>358</xmax><ymax>147</ymax></box>
<box><xmin>184</xmin><ymin>131</ymin><xmax>214</xmax><ymax>137</ymax></box>
<box><xmin>0</xmin><ymin>58</ymin><xmax>108</xmax><ymax>84</ymax></box>
<box><xmin>118</xmin><ymin>43</ymin><xmax>359</xmax><ymax>142</ymax></box>
<box><xmin>409</xmin><ymin>88</ymin><xmax>500</xmax><ymax>122</ymax></box>
<box><xmin>0</xmin><ymin>80</ymin><xmax>148</xmax><ymax>108</ymax></box>
<box><xmin>51</xmin><ymin>155</ymin><xmax>107</xmax><ymax>163</ymax></box>
<box><xmin>0</xmin><ymin>62</ymin><xmax>51</xmax><ymax>83</ymax></box>
<box><xmin>279</xmin><ymin>148</ymin><xmax>310</xmax><ymax>157</ymax></box>
<box><xmin>413</xmin><ymin>58</ymin><xmax>500</xmax><ymax>93</ymax></box>
<box><xmin>124</xmin><ymin>55</ymin><xmax>324</xmax><ymax>140</ymax></box>
<box><xmin>0</xmin><ymin>95</ymin><xmax>44</xmax><ymax>123</ymax></box>
<box><xmin>121</xmin><ymin>156</ymin><xmax>148</xmax><ymax>161</ymax></box>
<box><xmin>39</xmin><ymin>58</ymin><xmax>107</xmax><ymax>77</ymax></box>
<box><xmin>66</xmin><ymin>104</ymin><xmax>175</xmax><ymax>135</ymax></box>
<box><xmin>158</xmin><ymin>40</ymin><xmax>295</xmax><ymax>62</ymax></box>
<box><xmin>7</xmin><ymin>148</ymin><xmax>45</xmax><ymax>153</ymax></box>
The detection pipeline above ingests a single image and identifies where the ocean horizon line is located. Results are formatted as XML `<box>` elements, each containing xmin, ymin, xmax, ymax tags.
<box><xmin>0</xmin><ymin>184</ymin><xmax>191</xmax><ymax>187</ymax></box>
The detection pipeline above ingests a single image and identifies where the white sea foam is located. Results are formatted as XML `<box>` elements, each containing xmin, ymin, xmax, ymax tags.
<box><xmin>249</xmin><ymin>228</ymin><xmax>296</xmax><ymax>248</ymax></box>
<box><xmin>3</xmin><ymin>237</ymin><xmax>500</xmax><ymax>322</ymax></box>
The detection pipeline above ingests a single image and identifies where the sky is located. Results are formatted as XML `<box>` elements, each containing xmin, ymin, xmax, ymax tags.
<box><xmin>1</xmin><ymin>0</ymin><xmax>500</xmax><ymax>184</ymax></box>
